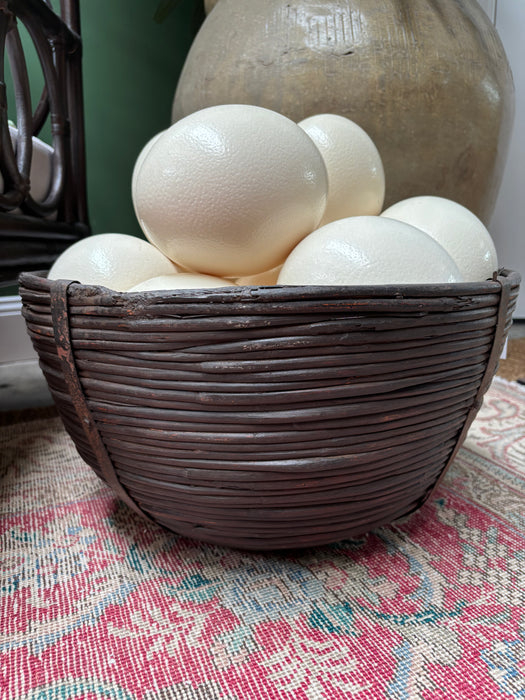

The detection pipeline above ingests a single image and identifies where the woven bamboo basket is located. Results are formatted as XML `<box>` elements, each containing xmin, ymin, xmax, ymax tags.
<box><xmin>19</xmin><ymin>269</ymin><xmax>520</xmax><ymax>550</ymax></box>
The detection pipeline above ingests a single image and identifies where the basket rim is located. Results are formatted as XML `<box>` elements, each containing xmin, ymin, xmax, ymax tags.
<box><xmin>18</xmin><ymin>268</ymin><xmax>521</xmax><ymax>304</ymax></box>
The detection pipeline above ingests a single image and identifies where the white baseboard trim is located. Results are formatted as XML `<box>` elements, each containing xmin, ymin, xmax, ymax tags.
<box><xmin>0</xmin><ymin>295</ymin><xmax>39</xmax><ymax>364</ymax></box>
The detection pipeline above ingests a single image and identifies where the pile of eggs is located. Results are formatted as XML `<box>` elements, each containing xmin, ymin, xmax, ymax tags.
<box><xmin>48</xmin><ymin>104</ymin><xmax>498</xmax><ymax>291</ymax></box>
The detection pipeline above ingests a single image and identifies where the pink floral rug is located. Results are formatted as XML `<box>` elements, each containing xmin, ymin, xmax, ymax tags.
<box><xmin>1</xmin><ymin>377</ymin><xmax>524</xmax><ymax>700</ymax></box>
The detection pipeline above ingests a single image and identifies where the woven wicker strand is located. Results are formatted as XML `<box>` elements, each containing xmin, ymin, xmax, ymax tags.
<box><xmin>19</xmin><ymin>269</ymin><xmax>520</xmax><ymax>550</ymax></box>
<box><xmin>49</xmin><ymin>279</ymin><xmax>151</xmax><ymax>521</ymax></box>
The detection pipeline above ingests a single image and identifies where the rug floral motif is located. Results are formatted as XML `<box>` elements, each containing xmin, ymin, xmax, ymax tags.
<box><xmin>1</xmin><ymin>377</ymin><xmax>524</xmax><ymax>700</ymax></box>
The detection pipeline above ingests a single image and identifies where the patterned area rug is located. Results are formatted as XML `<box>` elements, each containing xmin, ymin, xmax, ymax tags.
<box><xmin>498</xmin><ymin>337</ymin><xmax>525</xmax><ymax>383</ymax></box>
<box><xmin>1</xmin><ymin>377</ymin><xmax>524</xmax><ymax>700</ymax></box>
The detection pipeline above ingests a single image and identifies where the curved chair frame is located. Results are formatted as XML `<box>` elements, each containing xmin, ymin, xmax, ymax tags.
<box><xmin>0</xmin><ymin>0</ymin><xmax>89</xmax><ymax>286</ymax></box>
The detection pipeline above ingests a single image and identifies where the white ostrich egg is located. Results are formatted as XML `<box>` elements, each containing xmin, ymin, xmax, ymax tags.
<box><xmin>128</xmin><ymin>273</ymin><xmax>235</xmax><ymax>291</ymax></box>
<box><xmin>298</xmin><ymin>113</ymin><xmax>385</xmax><ymax>226</ymax></box>
<box><xmin>132</xmin><ymin>104</ymin><xmax>328</xmax><ymax>277</ymax></box>
<box><xmin>277</xmin><ymin>216</ymin><xmax>464</xmax><ymax>286</ymax></box>
<box><xmin>381</xmin><ymin>196</ymin><xmax>498</xmax><ymax>282</ymax></box>
<box><xmin>131</xmin><ymin>129</ymin><xmax>165</xmax><ymax>211</ymax></box>
<box><xmin>47</xmin><ymin>233</ymin><xmax>179</xmax><ymax>291</ymax></box>
<box><xmin>235</xmin><ymin>266</ymin><xmax>282</xmax><ymax>286</ymax></box>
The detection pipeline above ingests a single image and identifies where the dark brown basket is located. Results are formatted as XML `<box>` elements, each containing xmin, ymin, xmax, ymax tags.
<box><xmin>19</xmin><ymin>269</ymin><xmax>520</xmax><ymax>550</ymax></box>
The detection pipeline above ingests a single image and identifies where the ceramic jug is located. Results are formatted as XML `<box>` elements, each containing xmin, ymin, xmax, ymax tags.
<box><xmin>173</xmin><ymin>0</ymin><xmax>514</xmax><ymax>223</ymax></box>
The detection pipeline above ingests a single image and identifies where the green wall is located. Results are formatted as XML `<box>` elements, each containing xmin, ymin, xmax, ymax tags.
<box><xmin>79</xmin><ymin>0</ymin><xmax>198</xmax><ymax>237</ymax></box>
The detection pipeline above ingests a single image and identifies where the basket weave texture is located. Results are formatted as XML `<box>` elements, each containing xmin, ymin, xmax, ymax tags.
<box><xmin>19</xmin><ymin>270</ymin><xmax>520</xmax><ymax>550</ymax></box>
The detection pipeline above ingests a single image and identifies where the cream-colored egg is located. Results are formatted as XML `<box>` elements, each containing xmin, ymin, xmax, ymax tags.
<box><xmin>235</xmin><ymin>266</ymin><xmax>282</xmax><ymax>286</ymax></box>
<box><xmin>48</xmin><ymin>233</ymin><xmax>179</xmax><ymax>291</ymax></box>
<box><xmin>131</xmin><ymin>130</ymin><xmax>165</xmax><ymax>212</ymax></box>
<box><xmin>381</xmin><ymin>196</ymin><xmax>497</xmax><ymax>282</ymax></box>
<box><xmin>298</xmin><ymin>113</ymin><xmax>385</xmax><ymax>226</ymax></box>
<box><xmin>128</xmin><ymin>273</ymin><xmax>234</xmax><ymax>291</ymax></box>
<box><xmin>133</xmin><ymin>104</ymin><xmax>328</xmax><ymax>277</ymax></box>
<box><xmin>277</xmin><ymin>216</ymin><xmax>464</xmax><ymax>286</ymax></box>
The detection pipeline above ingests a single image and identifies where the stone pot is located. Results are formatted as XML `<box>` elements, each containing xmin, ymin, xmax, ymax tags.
<box><xmin>173</xmin><ymin>0</ymin><xmax>514</xmax><ymax>223</ymax></box>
